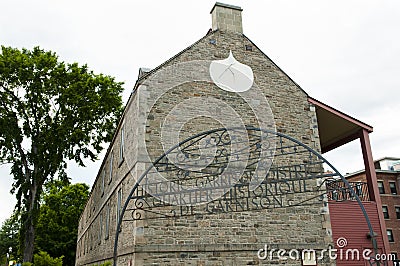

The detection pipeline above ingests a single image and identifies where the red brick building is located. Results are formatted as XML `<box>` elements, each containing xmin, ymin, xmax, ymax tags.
<box><xmin>347</xmin><ymin>157</ymin><xmax>400</xmax><ymax>260</ymax></box>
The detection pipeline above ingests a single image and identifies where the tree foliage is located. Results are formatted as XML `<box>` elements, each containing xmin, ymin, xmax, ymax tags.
<box><xmin>0</xmin><ymin>212</ymin><xmax>20</xmax><ymax>262</ymax></box>
<box><xmin>35</xmin><ymin>182</ymin><xmax>89</xmax><ymax>266</ymax></box>
<box><xmin>0</xmin><ymin>46</ymin><xmax>124</xmax><ymax>262</ymax></box>
<box><xmin>33</xmin><ymin>251</ymin><xmax>63</xmax><ymax>266</ymax></box>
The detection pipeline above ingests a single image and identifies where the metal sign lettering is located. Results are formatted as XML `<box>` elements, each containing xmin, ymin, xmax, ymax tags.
<box><xmin>114</xmin><ymin>127</ymin><xmax>380</xmax><ymax>266</ymax></box>
<box><xmin>119</xmin><ymin>127</ymin><xmax>340</xmax><ymax>222</ymax></box>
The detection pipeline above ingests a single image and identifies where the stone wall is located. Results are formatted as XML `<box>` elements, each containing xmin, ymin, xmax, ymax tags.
<box><xmin>211</xmin><ymin>3</ymin><xmax>243</xmax><ymax>33</ymax></box>
<box><xmin>76</xmin><ymin>28</ymin><xmax>333</xmax><ymax>266</ymax></box>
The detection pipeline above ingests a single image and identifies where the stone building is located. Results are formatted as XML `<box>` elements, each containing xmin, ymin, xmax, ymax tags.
<box><xmin>76</xmin><ymin>3</ymin><xmax>389</xmax><ymax>265</ymax></box>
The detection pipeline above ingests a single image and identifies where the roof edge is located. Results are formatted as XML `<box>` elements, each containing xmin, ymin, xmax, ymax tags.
<box><xmin>374</xmin><ymin>157</ymin><xmax>400</xmax><ymax>163</ymax></box>
<box><xmin>242</xmin><ymin>34</ymin><xmax>309</xmax><ymax>97</ymax></box>
<box><xmin>210</xmin><ymin>2</ymin><xmax>243</xmax><ymax>14</ymax></box>
<box><xmin>346</xmin><ymin>169</ymin><xmax>400</xmax><ymax>178</ymax></box>
<box><xmin>82</xmin><ymin>29</ymin><xmax>218</xmax><ymax>206</ymax></box>
<box><xmin>133</xmin><ymin>29</ymin><xmax>217</xmax><ymax>92</ymax></box>
<box><xmin>308</xmin><ymin>96</ymin><xmax>373</xmax><ymax>133</ymax></box>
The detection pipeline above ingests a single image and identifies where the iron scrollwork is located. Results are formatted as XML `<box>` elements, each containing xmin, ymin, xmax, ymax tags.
<box><xmin>122</xmin><ymin>127</ymin><xmax>340</xmax><ymax>221</ymax></box>
<box><xmin>114</xmin><ymin>127</ymin><xmax>381</xmax><ymax>266</ymax></box>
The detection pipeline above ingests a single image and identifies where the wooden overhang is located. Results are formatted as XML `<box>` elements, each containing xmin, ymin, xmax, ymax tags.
<box><xmin>308</xmin><ymin>97</ymin><xmax>373</xmax><ymax>154</ymax></box>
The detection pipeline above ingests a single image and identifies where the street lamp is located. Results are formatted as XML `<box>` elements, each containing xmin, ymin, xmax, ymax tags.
<box><xmin>8</xmin><ymin>247</ymin><xmax>12</xmax><ymax>266</ymax></box>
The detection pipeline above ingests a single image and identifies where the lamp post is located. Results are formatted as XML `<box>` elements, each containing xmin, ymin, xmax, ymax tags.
<box><xmin>8</xmin><ymin>247</ymin><xmax>12</xmax><ymax>266</ymax></box>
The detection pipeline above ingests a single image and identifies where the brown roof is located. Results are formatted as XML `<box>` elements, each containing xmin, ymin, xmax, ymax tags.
<box><xmin>308</xmin><ymin>97</ymin><xmax>373</xmax><ymax>153</ymax></box>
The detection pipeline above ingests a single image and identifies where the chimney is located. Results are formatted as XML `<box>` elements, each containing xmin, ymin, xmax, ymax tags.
<box><xmin>210</xmin><ymin>2</ymin><xmax>243</xmax><ymax>33</ymax></box>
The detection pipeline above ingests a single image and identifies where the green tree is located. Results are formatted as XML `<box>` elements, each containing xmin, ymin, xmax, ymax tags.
<box><xmin>0</xmin><ymin>212</ymin><xmax>20</xmax><ymax>263</ymax></box>
<box><xmin>35</xmin><ymin>182</ymin><xmax>89</xmax><ymax>266</ymax></box>
<box><xmin>33</xmin><ymin>251</ymin><xmax>63</xmax><ymax>266</ymax></box>
<box><xmin>0</xmin><ymin>46</ymin><xmax>124</xmax><ymax>262</ymax></box>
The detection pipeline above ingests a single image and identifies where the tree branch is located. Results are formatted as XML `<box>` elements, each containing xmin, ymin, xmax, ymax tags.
<box><xmin>1</xmin><ymin>84</ymin><xmax>32</xmax><ymax>134</ymax></box>
<box><xmin>14</xmin><ymin>139</ymin><xmax>31</xmax><ymax>184</ymax></box>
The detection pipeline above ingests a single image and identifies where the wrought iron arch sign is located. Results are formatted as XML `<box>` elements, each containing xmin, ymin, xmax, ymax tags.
<box><xmin>113</xmin><ymin>127</ymin><xmax>381</xmax><ymax>265</ymax></box>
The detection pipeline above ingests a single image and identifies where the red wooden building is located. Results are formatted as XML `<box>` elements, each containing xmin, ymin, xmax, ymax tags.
<box><xmin>310</xmin><ymin>97</ymin><xmax>392</xmax><ymax>265</ymax></box>
<box><xmin>345</xmin><ymin>157</ymin><xmax>400</xmax><ymax>263</ymax></box>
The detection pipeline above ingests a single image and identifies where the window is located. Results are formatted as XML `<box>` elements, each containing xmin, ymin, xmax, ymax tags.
<box><xmin>108</xmin><ymin>153</ymin><xmax>114</xmax><ymax>184</ymax></box>
<box><xmin>101</xmin><ymin>169</ymin><xmax>105</xmax><ymax>197</ymax></box>
<box><xmin>378</xmin><ymin>181</ymin><xmax>385</xmax><ymax>194</ymax></box>
<box><xmin>245</xmin><ymin>45</ymin><xmax>253</xmax><ymax>51</ymax></box>
<box><xmin>86</xmin><ymin>233</ymin><xmax>89</xmax><ymax>253</ymax></box>
<box><xmin>390</xmin><ymin>182</ymin><xmax>397</xmax><ymax>195</ymax></box>
<box><xmin>85</xmin><ymin>233</ymin><xmax>88</xmax><ymax>254</ymax></box>
<box><xmin>119</xmin><ymin>125</ymin><xmax>125</xmax><ymax>165</ymax></box>
<box><xmin>83</xmin><ymin>234</ymin><xmax>86</xmax><ymax>255</ymax></box>
<box><xmin>98</xmin><ymin>213</ymin><xmax>102</xmax><ymax>245</ymax></box>
<box><xmin>105</xmin><ymin>203</ymin><xmax>110</xmax><ymax>240</ymax></box>
<box><xmin>117</xmin><ymin>187</ymin><xmax>122</xmax><ymax>226</ymax></box>
<box><xmin>382</xmin><ymin>206</ymin><xmax>389</xmax><ymax>219</ymax></box>
<box><xmin>90</xmin><ymin>227</ymin><xmax>93</xmax><ymax>251</ymax></box>
<box><xmin>88</xmin><ymin>200</ymin><xmax>92</xmax><ymax>218</ymax></box>
<box><xmin>396</xmin><ymin>207</ymin><xmax>400</xmax><ymax>219</ymax></box>
<box><xmin>387</xmin><ymin>229</ymin><xmax>394</xmax><ymax>242</ymax></box>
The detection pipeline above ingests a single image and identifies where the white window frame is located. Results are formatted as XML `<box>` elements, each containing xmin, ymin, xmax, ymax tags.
<box><xmin>382</xmin><ymin>205</ymin><xmax>389</xmax><ymax>219</ymax></box>
<box><xmin>387</xmin><ymin>229</ymin><xmax>394</xmax><ymax>242</ymax></box>
<box><xmin>395</xmin><ymin>206</ymin><xmax>400</xmax><ymax>219</ymax></box>
<box><xmin>378</xmin><ymin>181</ymin><xmax>385</xmax><ymax>194</ymax></box>
<box><xmin>389</xmin><ymin>181</ymin><xmax>397</xmax><ymax>195</ymax></box>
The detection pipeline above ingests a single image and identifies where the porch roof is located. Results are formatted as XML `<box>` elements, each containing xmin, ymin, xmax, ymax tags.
<box><xmin>308</xmin><ymin>97</ymin><xmax>373</xmax><ymax>153</ymax></box>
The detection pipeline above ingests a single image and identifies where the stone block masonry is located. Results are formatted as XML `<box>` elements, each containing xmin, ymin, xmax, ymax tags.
<box><xmin>75</xmin><ymin>3</ymin><xmax>334</xmax><ymax>266</ymax></box>
<box><xmin>211</xmin><ymin>2</ymin><xmax>243</xmax><ymax>33</ymax></box>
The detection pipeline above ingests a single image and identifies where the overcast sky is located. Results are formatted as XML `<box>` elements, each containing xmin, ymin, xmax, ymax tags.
<box><xmin>1</xmin><ymin>0</ymin><xmax>399</xmax><ymax>225</ymax></box>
